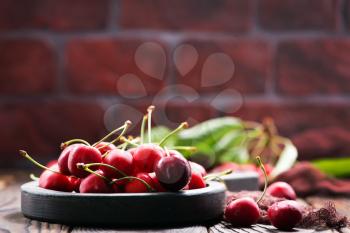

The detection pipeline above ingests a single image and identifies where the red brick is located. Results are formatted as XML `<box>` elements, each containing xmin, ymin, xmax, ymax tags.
<box><xmin>0</xmin><ymin>101</ymin><xmax>106</xmax><ymax>167</ymax></box>
<box><xmin>120</xmin><ymin>0</ymin><xmax>253</xmax><ymax>32</ymax></box>
<box><xmin>0</xmin><ymin>0</ymin><xmax>108</xmax><ymax>31</ymax></box>
<box><xmin>0</xmin><ymin>39</ymin><xmax>56</xmax><ymax>95</ymax></box>
<box><xmin>277</xmin><ymin>40</ymin><xmax>350</xmax><ymax>95</ymax></box>
<box><xmin>174</xmin><ymin>39</ymin><xmax>272</xmax><ymax>94</ymax></box>
<box><xmin>66</xmin><ymin>38</ymin><xmax>168</xmax><ymax>95</ymax></box>
<box><xmin>259</xmin><ymin>0</ymin><xmax>339</xmax><ymax>30</ymax></box>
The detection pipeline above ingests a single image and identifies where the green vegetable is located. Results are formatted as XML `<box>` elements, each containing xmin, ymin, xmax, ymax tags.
<box><xmin>312</xmin><ymin>157</ymin><xmax>350</xmax><ymax>178</ymax></box>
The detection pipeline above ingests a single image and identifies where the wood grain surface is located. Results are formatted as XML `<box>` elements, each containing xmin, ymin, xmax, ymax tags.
<box><xmin>1</xmin><ymin>171</ymin><xmax>350</xmax><ymax>233</ymax></box>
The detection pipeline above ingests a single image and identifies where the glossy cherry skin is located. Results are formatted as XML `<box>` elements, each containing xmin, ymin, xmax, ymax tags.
<box><xmin>68</xmin><ymin>176</ymin><xmax>81</xmax><ymax>192</ymax></box>
<box><xmin>189</xmin><ymin>161</ymin><xmax>207</xmax><ymax>176</ymax></box>
<box><xmin>268</xmin><ymin>200</ymin><xmax>302</xmax><ymax>230</ymax></box>
<box><xmin>132</xmin><ymin>144</ymin><xmax>165</xmax><ymax>173</ymax></box>
<box><xmin>100</xmin><ymin>149</ymin><xmax>133</xmax><ymax>178</ymax></box>
<box><xmin>39</xmin><ymin>165</ymin><xmax>74</xmax><ymax>192</ymax></box>
<box><xmin>46</xmin><ymin>160</ymin><xmax>58</xmax><ymax>168</ymax></box>
<box><xmin>149</xmin><ymin>172</ymin><xmax>166</xmax><ymax>192</ymax></box>
<box><xmin>267</xmin><ymin>182</ymin><xmax>297</xmax><ymax>200</ymax></box>
<box><xmin>124</xmin><ymin>173</ymin><xmax>154</xmax><ymax>193</ymax></box>
<box><xmin>68</xmin><ymin>145</ymin><xmax>102</xmax><ymax>178</ymax></box>
<box><xmin>224</xmin><ymin>197</ymin><xmax>260</xmax><ymax>227</ymax></box>
<box><xmin>95</xmin><ymin>142</ymin><xmax>116</xmax><ymax>155</ymax></box>
<box><xmin>154</xmin><ymin>151</ymin><xmax>191</xmax><ymax>191</ymax></box>
<box><xmin>79</xmin><ymin>170</ymin><xmax>111</xmax><ymax>193</ymax></box>
<box><xmin>58</xmin><ymin>144</ymin><xmax>81</xmax><ymax>175</ymax></box>
<box><xmin>188</xmin><ymin>171</ymin><xmax>206</xmax><ymax>190</ymax></box>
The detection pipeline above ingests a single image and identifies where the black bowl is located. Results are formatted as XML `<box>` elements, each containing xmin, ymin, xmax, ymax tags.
<box><xmin>21</xmin><ymin>181</ymin><xmax>226</xmax><ymax>227</ymax></box>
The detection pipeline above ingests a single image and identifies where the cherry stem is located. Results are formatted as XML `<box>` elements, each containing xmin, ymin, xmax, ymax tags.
<box><xmin>96</xmin><ymin>121</ymin><xmax>132</xmax><ymax>150</ymax></box>
<box><xmin>30</xmin><ymin>173</ymin><xmax>39</xmax><ymax>181</ymax></box>
<box><xmin>101</xmin><ymin>151</ymin><xmax>110</xmax><ymax>159</ymax></box>
<box><xmin>61</xmin><ymin>139</ymin><xmax>90</xmax><ymax>149</ymax></box>
<box><xmin>140</xmin><ymin>115</ymin><xmax>148</xmax><ymax>144</ymax></box>
<box><xmin>164</xmin><ymin>147</ymin><xmax>171</xmax><ymax>157</ymax></box>
<box><xmin>92</xmin><ymin>120</ymin><xmax>132</xmax><ymax>147</ymax></box>
<box><xmin>82</xmin><ymin>162</ymin><xmax>127</xmax><ymax>177</ymax></box>
<box><xmin>169</xmin><ymin>146</ymin><xmax>197</xmax><ymax>153</ymax></box>
<box><xmin>19</xmin><ymin>150</ymin><xmax>61</xmax><ymax>174</ymax></box>
<box><xmin>120</xmin><ymin>136</ymin><xmax>139</xmax><ymax>147</ymax></box>
<box><xmin>147</xmin><ymin>105</ymin><xmax>155</xmax><ymax>144</ymax></box>
<box><xmin>204</xmin><ymin>169</ymin><xmax>232</xmax><ymax>181</ymax></box>
<box><xmin>256</xmin><ymin>156</ymin><xmax>268</xmax><ymax>205</ymax></box>
<box><xmin>110</xmin><ymin>176</ymin><xmax>155</xmax><ymax>192</ymax></box>
<box><xmin>159</xmin><ymin>122</ymin><xmax>189</xmax><ymax>147</ymax></box>
<box><xmin>76</xmin><ymin>163</ymin><xmax>109</xmax><ymax>182</ymax></box>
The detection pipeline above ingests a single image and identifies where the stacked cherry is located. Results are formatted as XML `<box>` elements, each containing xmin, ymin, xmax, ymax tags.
<box><xmin>224</xmin><ymin>159</ymin><xmax>302</xmax><ymax>230</ymax></box>
<box><xmin>20</xmin><ymin>106</ymin><xmax>207</xmax><ymax>194</ymax></box>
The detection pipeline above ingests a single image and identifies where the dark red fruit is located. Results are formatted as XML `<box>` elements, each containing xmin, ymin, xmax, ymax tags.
<box><xmin>149</xmin><ymin>172</ymin><xmax>166</xmax><ymax>192</ymax></box>
<box><xmin>100</xmin><ymin>149</ymin><xmax>133</xmax><ymax>178</ymax></box>
<box><xmin>189</xmin><ymin>161</ymin><xmax>206</xmax><ymax>176</ymax></box>
<box><xmin>39</xmin><ymin>165</ymin><xmax>74</xmax><ymax>192</ymax></box>
<box><xmin>68</xmin><ymin>145</ymin><xmax>102</xmax><ymax>178</ymax></box>
<box><xmin>58</xmin><ymin>144</ymin><xmax>81</xmax><ymax>175</ymax></box>
<box><xmin>267</xmin><ymin>182</ymin><xmax>297</xmax><ymax>200</ymax></box>
<box><xmin>46</xmin><ymin>160</ymin><xmax>58</xmax><ymax>168</ymax></box>
<box><xmin>268</xmin><ymin>200</ymin><xmax>302</xmax><ymax>230</ymax></box>
<box><xmin>188</xmin><ymin>171</ymin><xmax>206</xmax><ymax>189</ymax></box>
<box><xmin>133</xmin><ymin>144</ymin><xmax>165</xmax><ymax>173</ymax></box>
<box><xmin>68</xmin><ymin>176</ymin><xmax>81</xmax><ymax>192</ymax></box>
<box><xmin>95</xmin><ymin>142</ymin><xmax>116</xmax><ymax>155</ymax></box>
<box><xmin>154</xmin><ymin>151</ymin><xmax>191</xmax><ymax>191</ymax></box>
<box><xmin>79</xmin><ymin>170</ymin><xmax>111</xmax><ymax>193</ymax></box>
<box><xmin>124</xmin><ymin>173</ymin><xmax>154</xmax><ymax>193</ymax></box>
<box><xmin>224</xmin><ymin>197</ymin><xmax>260</xmax><ymax>227</ymax></box>
<box><xmin>128</xmin><ymin>148</ymin><xmax>137</xmax><ymax>156</ymax></box>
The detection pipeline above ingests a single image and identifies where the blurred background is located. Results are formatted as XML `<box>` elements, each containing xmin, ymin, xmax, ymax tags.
<box><xmin>1</xmin><ymin>0</ymin><xmax>349</xmax><ymax>169</ymax></box>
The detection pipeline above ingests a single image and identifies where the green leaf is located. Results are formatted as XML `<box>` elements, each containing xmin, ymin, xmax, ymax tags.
<box><xmin>218</xmin><ymin>146</ymin><xmax>249</xmax><ymax>164</ymax></box>
<box><xmin>270</xmin><ymin>139</ymin><xmax>298</xmax><ymax>179</ymax></box>
<box><xmin>312</xmin><ymin>157</ymin><xmax>350</xmax><ymax>178</ymax></box>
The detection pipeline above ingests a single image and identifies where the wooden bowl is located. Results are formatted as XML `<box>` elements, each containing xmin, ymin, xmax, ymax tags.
<box><xmin>21</xmin><ymin>181</ymin><xmax>226</xmax><ymax>227</ymax></box>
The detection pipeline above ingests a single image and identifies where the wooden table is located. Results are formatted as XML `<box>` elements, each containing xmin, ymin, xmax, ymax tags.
<box><xmin>1</xmin><ymin>171</ymin><xmax>350</xmax><ymax>233</ymax></box>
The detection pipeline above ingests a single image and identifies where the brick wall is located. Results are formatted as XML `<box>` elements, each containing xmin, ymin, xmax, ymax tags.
<box><xmin>1</xmin><ymin>0</ymin><xmax>350</xmax><ymax>168</ymax></box>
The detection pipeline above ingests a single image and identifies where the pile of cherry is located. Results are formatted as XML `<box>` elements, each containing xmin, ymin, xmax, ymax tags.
<box><xmin>20</xmin><ymin>106</ymin><xmax>207</xmax><ymax>194</ymax></box>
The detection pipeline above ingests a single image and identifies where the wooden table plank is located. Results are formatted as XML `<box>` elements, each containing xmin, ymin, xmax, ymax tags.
<box><xmin>72</xmin><ymin>226</ymin><xmax>208</xmax><ymax>233</ymax></box>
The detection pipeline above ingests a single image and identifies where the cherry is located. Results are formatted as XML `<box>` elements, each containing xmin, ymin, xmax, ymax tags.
<box><xmin>267</xmin><ymin>182</ymin><xmax>297</xmax><ymax>200</ymax></box>
<box><xmin>68</xmin><ymin>176</ymin><xmax>81</xmax><ymax>192</ymax></box>
<box><xmin>189</xmin><ymin>161</ymin><xmax>207</xmax><ymax>176</ymax></box>
<box><xmin>100</xmin><ymin>148</ymin><xmax>133</xmax><ymax>178</ymax></box>
<box><xmin>268</xmin><ymin>200</ymin><xmax>302</xmax><ymax>230</ymax></box>
<box><xmin>124</xmin><ymin>173</ymin><xmax>154</xmax><ymax>193</ymax></box>
<box><xmin>95</xmin><ymin>142</ymin><xmax>116</xmax><ymax>155</ymax></box>
<box><xmin>38</xmin><ymin>164</ymin><xmax>74</xmax><ymax>192</ymax></box>
<box><xmin>188</xmin><ymin>171</ymin><xmax>206</xmax><ymax>190</ymax></box>
<box><xmin>224</xmin><ymin>197</ymin><xmax>260</xmax><ymax>227</ymax></box>
<box><xmin>149</xmin><ymin>172</ymin><xmax>166</xmax><ymax>192</ymax></box>
<box><xmin>154</xmin><ymin>150</ymin><xmax>191</xmax><ymax>191</ymax></box>
<box><xmin>68</xmin><ymin>145</ymin><xmax>102</xmax><ymax>178</ymax></box>
<box><xmin>58</xmin><ymin>144</ymin><xmax>81</xmax><ymax>175</ymax></box>
<box><xmin>132</xmin><ymin>144</ymin><xmax>165</xmax><ymax>173</ymax></box>
<box><xmin>79</xmin><ymin>170</ymin><xmax>111</xmax><ymax>193</ymax></box>
<box><xmin>46</xmin><ymin>160</ymin><xmax>58</xmax><ymax>168</ymax></box>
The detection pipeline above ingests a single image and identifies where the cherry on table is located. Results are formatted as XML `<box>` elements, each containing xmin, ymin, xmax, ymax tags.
<box><xmin>224</xmin><ymin>197</ymin><xmax>260</xmax><ymax>227</ymax></box>
<box><xmin>132</xmin><ymin>144</ymin><xmax>165</xmax><ymax>173</ymax></box>
<box><xmin>68</xmin><ymin>145</ymin><xmax>102</xmax><ymax>178</ymax></box>
<box><xmin>124</xmin><ymin>173</ymin><xmax>154</xmax><ymax>193</ymax></box>
<box><xmin>267</xmin><ymin>181</ymin><xmax>297</xmax><ymax>200</ymax></box>
<box><xmin>100</xmin><ymin>148</ymin><xmax>133</xmax><ymax>179</ymax></box>
<box><xmin>268</xmin><ymin>200</ymin><xmax>302</xmax><ymax>230</ymax></box>
<box><xmin>38</xmin><ymin>165</ymin><xmax>74</xmax><ymax>192</ymax></box>
<box><xmin>79</xmin><ymin>170</ymin><xmax>111</xmax><ymax>193</ymax></box>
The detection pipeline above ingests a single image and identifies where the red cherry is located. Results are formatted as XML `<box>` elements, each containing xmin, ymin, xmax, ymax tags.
<box><xmin>149</xmin><ymin>172</ymin><xmax>166</xmax><ymax>192</ymax></box>
<box><xmin>79</xmin><ymin>170</ymin><xmax>111</xmax><ymax>193</ymax></box>
<box><xmin>100</xmin><ymin>149</ymin><xmax>133</xmax><ymax>179</ymax></box>
<box><xmin>128</xmin><ymin>148</ymin><xmax>137</xmax><ymax>156</ymax></box>
<box><xmin>68</xmin><ymin>145</ymin><xmax>102</xmax><ymax>178</ymax></box>
<box><xmin>68</xmin><ymin>176</ymin><xmax>81</xmax><ymax>192</ymax></box>
<box><xmin>132</xmin><ymin>144</ymin><xmax>165</xmax><ymax>173</ymax></box>
<box><xmin>95</xmin><ymin>142</ymin><xmax>116</xmax><ymax>155</ymax></box>
<box><xmin>189</xmin><ymin>161</ymin><xmax>207</xmax><ymax>176</ymax></box>
<box><xmin>154</xmin><ymin>151</ymin><xmax>191</xmax><ymax>191</ymax></box>
<box><xmin>188</xmin><ymin>171</ymin><xmax>206</xmax><ymax>190</ymax></box>
<box><xmin>267</xmin><ymin>182</ymin><xmax>297</xmax><ymax>200</ymax></box>
<box><xmin>38</xmin><ymin>165</ymin><xmax>73</xmax><ymax>192</ymax></box>
<box><xmin>268</xmin><ymin>200</ymin><xmax>302</xmax><ymax>230</ymax></box>
<box><xmin>224</xmin><ymin>197</ymin><xmax>260</xmax><ymax>227</ymax></box>
<box><xmin>46</xmin><ymin>160</ymin><xmax>58</xmax><ymax>168</ymax></box>
<box><xmin>58</xmin><ymin>144</ymin><xmax>81</xmax><ymax>175</ymax></box>
<box><xmin>124</xmin><ymin>173</ymin><xmax>154</xmax><ymax>193</ymax></box>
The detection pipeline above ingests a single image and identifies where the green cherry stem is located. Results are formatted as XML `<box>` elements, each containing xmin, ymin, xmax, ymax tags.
<box><xmin>92</xmin><ymin>120</ymin><xmax>132</xmax><ymax>147</ymax></box>
<box><xmin>147</xmin><ymin>105</ymin><xmax>155</xmax><ymax>144</ymax></box>
<box><xmin>82</xmin><ymin>162</ymin><xmax>127</xmax><ymax>177</ymax></box>
<box><xmin>76</xmin><ymin>163</ymin><xmax>109</xmax><ymax>182</ymax></box>
<box><xmin>96</xmin><ymin>120</ymin><xmax>132</xmax><ymax>150</ymax></box>
<box><xmin>110</xmin><ymin>176</ymin><xmax>155</xmax><ymax>192</ymax></box>
<box><xmin>140</xmin><ymin>115</ymin><xmax>148</xmax><ymax>144</ymax></box>
<box><xmin>30</xmin><ymin>173</ymin><xmax>39</xmax><ymax>181</ymax></box>
<box><xmin>19</xmin><ymin>150</ymin><xmax>61</xmax><ymax>174</ymax></box>
<box><xmin>204</xmin><ymin>169</ymin><xmax>232</xmax><ymax>181</ymax></box>
<box><xmin>169</xmin><ymin>146</ymin><xmax>197</xmax><ymax>153</ymax></box>
<box><xmin>256</xmin><ymin>156</ymin><xmax>268</xmax><ymax>205</ymax></box>
<box><xmin>159</xmin><ymin>122</ymin><xmax>189</xmax><ymax>147</ymax></box>
<box><xmin>120</xmin><ymin>136</ymin><xmax>139</xmax><ymax>147</ymax></box>
<box><xmin>60</xmin><ymin>139</ymin><xmax>90</xmax><ymax>149</ymax></box>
